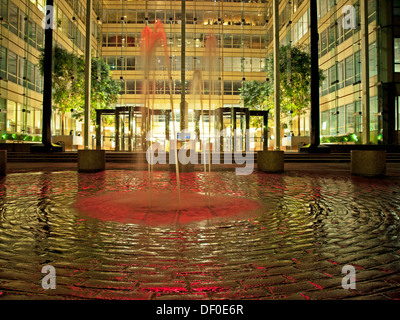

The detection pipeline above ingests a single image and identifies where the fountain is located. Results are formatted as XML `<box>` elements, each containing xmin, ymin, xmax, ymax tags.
<box><xmin>138</xmin><ymin>21</ymin><xmax>181</xmax><ymax>210</ymax></box>
<box><xmin>75</xmin><ymin>22</ymin><xmax>261</xmax><ymax>226</ymax></box>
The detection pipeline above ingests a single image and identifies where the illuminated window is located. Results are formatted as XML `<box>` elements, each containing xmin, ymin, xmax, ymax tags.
<box><xmin>394</xmin><ymin>38</ymin><xmax>400</xmax><ymax>72</ymax></box>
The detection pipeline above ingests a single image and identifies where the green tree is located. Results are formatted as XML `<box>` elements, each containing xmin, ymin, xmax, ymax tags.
<box><xmin>240</xmin><ymin>44</ymin><xmax>325</xmax><ymax>133</ymax></box>
<box><xmin>38</xmin><ymin>46</ymin><xmax>84</xmax><ymax>135</ymax></box>
<box><xmin>75</xmin><ymin>57</ymin><xmax>122</xmax><ymax>123</ymax></box>
<box><xmin>39</xmin><ymin>46</ymin><xmax>121</xmax><ymax>134</ymax></box>
<box><xmin>240</xmin><ymin>80</ymin><xmax>273</xmax><ymax>112</ymax></box>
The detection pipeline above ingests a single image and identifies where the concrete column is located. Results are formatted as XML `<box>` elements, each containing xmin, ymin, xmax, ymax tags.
<box><xmin>95</xmin><ymin>110</ymin><xmax>101</xmax><ymax>150</ymax></box>
<box><xmin>180</xmin><ymin>0</ymin><xmax>186</xmax><ymax>132</ymax></box>
<box><xmin>263</xmin><ymin>113</ymin><xmax>269</xmax><ymax>151</ymax></box>
<box><xmin>84</xmin><ymin>0</ymin><xmax>92</xmax><ymax>150</ymax></box>
<box><xmin>361</xmin><ymin>0</ymin><xmax>370</xmax><ymax>144</ymax></box>
<box><xmin>42</xmin><ymin>0</ymin><xmax>54</xmax><ymax>148</ymax></box>
<box><xmin>273</xmin><ymin>0</ymin><xmax>280</xmax><ymax>150</ymax></box>
<box><xmin>310</xmin><ymin>0</ymin><xmax>320</xmax><ymax>148</ymax></box>
<box><xmin>115</xmin><ymin>109</ymin><xmax>120</xmax><ymax>151</ymax></box>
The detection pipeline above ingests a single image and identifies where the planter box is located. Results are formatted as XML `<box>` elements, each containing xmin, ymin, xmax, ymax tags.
<box><xmin>78</xmin><ymin>149</ymin><xmax>106</xmax><ymax>172</ymax></box>
<box><xmin>257</xmin><ymin>150</ymin><xmax>284</xmax><ymax>173</ymax></box>
<box><xmin>351</xmin><ymin>150</ymin><xmax>386</xmax><ymax>176</ymax></box>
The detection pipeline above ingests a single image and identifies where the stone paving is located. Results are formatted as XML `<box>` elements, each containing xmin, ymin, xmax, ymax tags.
<box><xmin>0</xmin><ymin>164</ymin><xmax>400</xmax><ymax>300</ymax></box>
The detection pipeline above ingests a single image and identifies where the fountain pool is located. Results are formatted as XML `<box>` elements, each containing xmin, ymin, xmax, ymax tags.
<box><xmin>1</xmin><ymin>169</ymin><xmax>400</xmax><ymax>300</ymax></box>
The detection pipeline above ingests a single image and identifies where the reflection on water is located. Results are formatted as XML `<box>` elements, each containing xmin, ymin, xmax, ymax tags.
<box><xmin>0</xmin><ymin>170</ymin><xmax>400</xmax><ymax>299</ymax></box>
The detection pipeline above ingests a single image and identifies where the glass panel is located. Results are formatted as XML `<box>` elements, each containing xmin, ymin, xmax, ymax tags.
<box><xmin>125</xmin><ymin>10</ymin><xmax>135</xmax><ymax>24</ymax></box>
<box><xmin>321</xmin><ymin>110</ymin><xmax>329</xmax><ymax>136</ymax></box>
<box><xmin>369</xmin><ymin>42</ymin><xmax>377</xmax><ymax>77</ymax></box>
<box><xmin>320</xmin><ymin>29</ymin><xmax>327</xmax><ymax>56</ymax></box>
<box><xmin>232</xmin><ymin>57</ymin><xmax>241</xmax><ymax>72</ymax></box>
<box><xmin>345</xmin><ymin>103</ymin><xmax>354</xmax><ymax>133</ymax></box>
<box><xmin>36</xmin><ymin>26</ymin><xmax>43</xmax><ymax>49</ymax></box>
<box><xmin>0</xmin><ymin>46</ymin><xmax>6</xmax><ymax>80</ymax></box>
<box><xmin>223</xmin><ymin>34</ymin><xmax>232</xmax><ymax>48</ymax></box>
<box><xmin>126</xmin><ymin>56</ymin><xmax>135</xmax><ymax>70</ymax></box>
<box><xmin>0</xmin><ymin>98</ymin><xmax>6</xmax><ymax>134</ymax></box>
<box><xmin>8</xmin><ymin>51</ymin><xmax>17</xmax><ymax>83</ymax></box>
<box><xmin>354</xmin><ymin>50</ymin><xmax>361</xmax><ymax>82</ymax></box>
<box><xmin>355</xmin><ymin>100</ymin><xmax>362</xmax><ymax>133</ymax></box>
<box><xmin>194</xmin><ymin>56</ymin><xmax>202</xmax><ymax>70</ymax></box>
<box><xmin>329</xmin><ymin>109</ymin><xmax>336</xmax><ymax>135</ymax></box>
<box><xmin>232</xmin><ymin>34</ymin><xmax>241</xmax><ymax>48</ymax></box>
<box><xmin>243</xmin><ymin>57</ymin><xmax>251</xmax><ymax>72</ymax></box>
<box><xmin>345</xmin><ymin>55</ymin><xmax>354</xmax><ymax>86</ymax></box>
<box><xmin>9</xmin><ymin>2</ymin><xmax>18</xmax><ymax>35</ymax></box>
<box><xmin>27</xmin><ymin>61</ymin><xmax>35</xmax><ymax>90</ymax></box>
<box><xmin>370</xmin><ymin>96</ymin><xmax>378</xmax><ymax>132</ymax></box>
<box><xmin>0</xmin><ymin>0</ymin><xmax>7</xmax><ymax>23</ymax></box>
<box><xmin>232</xmin><ymin>81</ymin><xmax>242</xmax><ymax>95</ymax></box>
<box><xmin>224</xmin><ymin>81</ymin><xmax>232</xmax><ymax>95</ymax></box>
<box><xmin>338</xmin><ymin>106</ymin><xmax>345</xmax><ymax>135</ymax></box>
<box><xmin>7</xmin><ymin>100</ymin><xmax>16</xmax><ymax>133</ymax></box>
<box><xmin>137</xmin><ymin>10</ymin><xmax>145</xmax><ymax>24</ymax></box>
<box><xmin>108</xmin><ymin>33</ymin><xmax>116</xmax><ymax>47</ymax></box>
<box><xmin>329</xmin><ymin>65</ymin><xmax>336</xmax><ymax>93</ymax></box>
<box><xmin>18</xmin><ymin>56</ymin><xmax>25</xmax><ymax>86</ymax></box>
<box><xmin>321</xmin><ymin>70</ymin><xmax>328</xmax><ymax>96</ymax></box>
<box><xmin>155</xmin><ymin>56</ymin><xmax>165</xmax><ymax>71</ymax></box>
<box><xmin>328</xmin><ymin>24</ymin><xmax>335</xmax><ymax>52</ymax></box>
<box><xmin>107</xmin><ymin>56</ymin><xmax>116</xmax><ymax>70</ymax></box>
<box><xmin>35</xmin><ymin>66</ymin><xmax>42</xmax><ymax>93</ymax></box>
<box><xmin>156</xmin><ymin>10</ymin><xmax>165</xmax><ymax>22</ymax></box>
<box><xmin>126</xmin><ymin>80</ymin><xmax>135</xmax><ymax>94</ymax></box>
<box><xmin>117</xmin><ymin>56</ymin><xmax>125</xmax><ymax>70</ymax></box>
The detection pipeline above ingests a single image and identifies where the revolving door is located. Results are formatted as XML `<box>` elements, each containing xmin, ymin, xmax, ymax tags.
<box><xmin>96</xmin><ymin>106</ymin><xmax>171</xmax><ymax>151</ymax></box>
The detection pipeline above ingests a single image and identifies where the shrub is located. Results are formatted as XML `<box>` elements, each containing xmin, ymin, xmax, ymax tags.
<box><xmin>23</xmin><ymin>135</ymin><xmax>33</xmax><ymax>141</ymax></box>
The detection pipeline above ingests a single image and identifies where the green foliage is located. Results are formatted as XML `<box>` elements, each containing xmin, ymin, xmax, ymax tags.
<box><xmin>0</xmin><ymin>133</ymin><xmax>41</xmax><ymax>142</ymax></box>
<box><xmin>321</xmin><ymin>133</ymin><xmax>360</xmax><ymax>144</ymax></box>
<box><xmin>1</xmin><ymin>133</ymin><xmax>12</xmax><ymax>140</ymax></box>
<box><xmin>240</xmin><ymin>44</ymin><xmax>325</xmax><ymax>118</ymax></box>
<box><xmin>73</xmin><ymin>57</ymin><xmax>122</xmax><ymax>122</ymax></box>
<box><xmin>23</xmin><ymin>135</ymin><xmax>33</xmax><ymax>141</ymax></box>
<box><xmin>39</xmin><ymin>46</ymin><xmax>84</xmax><ymax>116</ymax></box>
<box><xmin>38</xmin><ymin>46</ymin><xmax>122</xmax><ymax>127</ymax></box>
<box><xmin>239</xmin><ymin>80</ymin><xmax>273</xmax><ymax>111</ymax></box>
<box><xmin>239</xmin><ymin>80</ymin><xmax>272</xmax><ymax>128</ymax></box>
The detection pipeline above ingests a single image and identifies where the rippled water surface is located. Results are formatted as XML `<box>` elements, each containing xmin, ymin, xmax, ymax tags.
<box><xmin>1</xmin><ymin>170</ymin><xmax>400</xmax><ymax>300</ymax></box>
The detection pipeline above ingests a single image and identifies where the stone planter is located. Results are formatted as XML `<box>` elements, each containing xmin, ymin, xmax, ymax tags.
<box><xmin>351</xmin><ymin>150</ymin><xmax>386</xmax><ymax>176</ymax></box>
<box><xmin>257</xmin><ymin>150</ymin><xmax>284</xmax><ymax>173</ymax></box>
<box><xmin>78</xmin><ymin>149</ymin><xmax>106</xmax><ymax>172</ymax></box>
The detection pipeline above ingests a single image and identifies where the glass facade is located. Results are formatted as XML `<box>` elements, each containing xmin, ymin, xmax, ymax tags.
<box><xmin>0</xmin><ymin>0</ymin><xmax>398</xmax><ymax>147</ymax></box>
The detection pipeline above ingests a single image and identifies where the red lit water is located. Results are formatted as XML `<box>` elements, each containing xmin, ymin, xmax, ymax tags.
<box><xmin>74</xmin><ymin>191</ymin><xmax>261</xmax><ymax>226</ymax></box>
